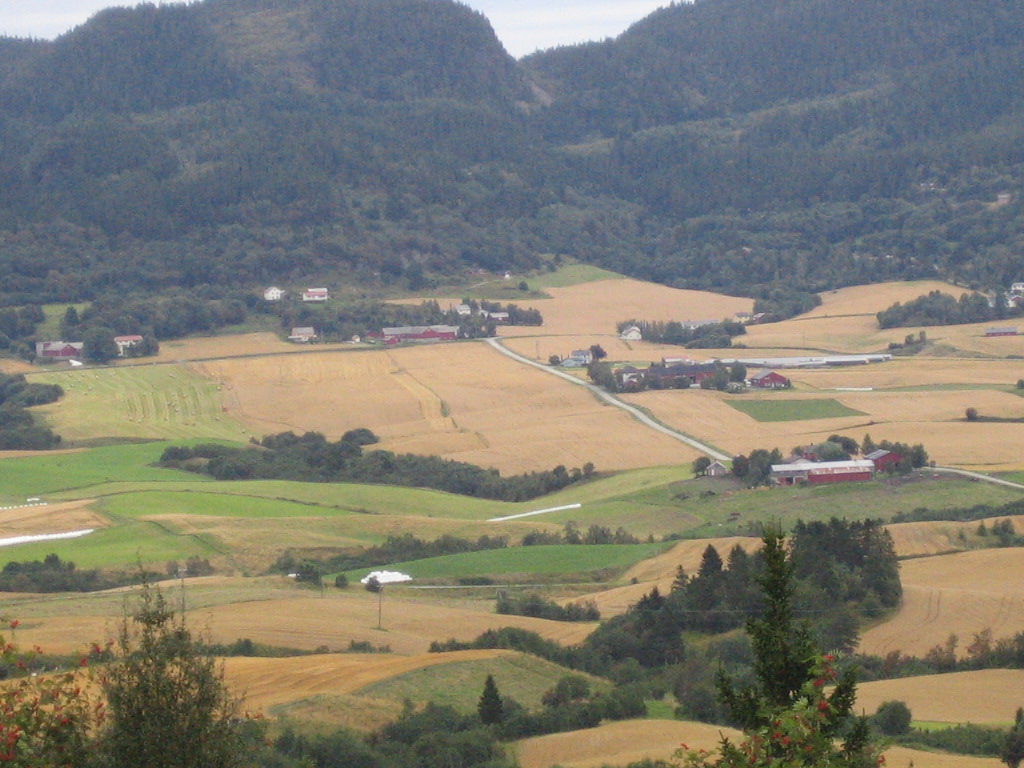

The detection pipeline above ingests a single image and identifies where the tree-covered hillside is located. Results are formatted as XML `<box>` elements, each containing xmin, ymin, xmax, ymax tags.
<box><xmin>0</xmin><ymin>0</ymin><xmax>1022</xmax><ymax>309</ymax></box>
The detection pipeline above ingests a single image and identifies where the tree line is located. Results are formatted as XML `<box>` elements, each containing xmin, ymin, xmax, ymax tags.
<box><xmin>616</xmin><ymin>318</ymin><xmax>746</xmax><ymax>348</ymax></box>
<box><xmin>160</xmin><ymin>429</ymin><xmax>594</xmax><ymax>501</ymax></box>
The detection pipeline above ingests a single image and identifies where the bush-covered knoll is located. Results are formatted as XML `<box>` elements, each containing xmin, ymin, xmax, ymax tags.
<box><xmin>355</xmin><ymin>653</ymin><xmax>608</xmax><ymax>714</ymax></box>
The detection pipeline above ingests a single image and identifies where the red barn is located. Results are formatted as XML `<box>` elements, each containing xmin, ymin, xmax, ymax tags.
<box><xmin>749</xmin><ymin>369</ymin><xmax>791</xmax><ymax>388</ymax></box>
<box><xmin>866</xmin><ymin>449</ymin><xmax>903</xmax><ymax>472</ymax></box>
<box><xmin>381</xmin><ymin>325</ymin><xmax>459</xmax><ymax>345</ymax></box>
<box><xmin>771</xmin><ymin>460</ymin><xmax>874</xmax><ymax>485</ymax></box>
<box><xmin>35</xmin><ymin>341</ymin><xmax>84</xmax><ymax>359</ymax></box>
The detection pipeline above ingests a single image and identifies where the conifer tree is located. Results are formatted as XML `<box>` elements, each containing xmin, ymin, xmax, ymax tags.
<box><xmin>1001</xmin><ymin>707</ymin><xmax>1024</xmax><ymax>768</ymax></box>
<box><xmin>677</xmin><ymin>525</ymin><xmax>876</xmax><ymax>768</ymax></box>
<box><xmin>478</xmin><ymin>674</ymin><xmax>504</xmax><ymax>725</ymax></box>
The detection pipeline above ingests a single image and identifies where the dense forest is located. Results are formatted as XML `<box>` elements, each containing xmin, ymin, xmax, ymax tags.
<box><xmin>0</xmin><ymin>0</ymin><xmax>1023</xmax><ymax>313</ymax></box>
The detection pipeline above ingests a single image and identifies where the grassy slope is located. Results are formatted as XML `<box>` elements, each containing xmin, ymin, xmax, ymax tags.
<box><xmin>1</xmin><ymin>434</ymin><xmax>1018</xmax><ymax>571</ymax></box>
<box><xmin>354</xmin><ymin>653</ymin><xmax>609</xmax><ymax>713</ymax></box>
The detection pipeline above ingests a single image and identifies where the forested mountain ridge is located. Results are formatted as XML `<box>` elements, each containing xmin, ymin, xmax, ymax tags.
<box><xmin>0</xmin><ymin>0</ymin><xmax>1022</xmax><ymax>309</ymax></box>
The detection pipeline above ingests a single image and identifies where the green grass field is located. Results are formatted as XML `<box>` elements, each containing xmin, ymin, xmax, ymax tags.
<box><xmin>344</xmin><ymin>542</ymin><xmax>670</xmax><ymax>582</ymax></box>
<box><xmin>529</xmin><ymin>263</ymin><xmax>625</xmax><ymax>289</ymax></box>
<box><xmin>28</xmin><ymin>364</ymin><xmax>248</xmax><ymax>443</ymax></box>
<box><xmin>0</xmin><ymin>442</ymin><xmax>205</xmax><ymax>502</ymax></box>
<box><xmin>726</xmin><ymin>398</ymin><xmax>866</xmax><ymax>422</ymax></box>
<box><xmin>1</xmin><ymin>519</ymin><xmax>221</xmax><ymax>569</ymax></box>
<box><xmin>1</xmin><ymin>436</ymin><xmax>1016</xmax><ymax>572</ymax></box>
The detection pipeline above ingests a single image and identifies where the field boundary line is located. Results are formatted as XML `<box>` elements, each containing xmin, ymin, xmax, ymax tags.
<box><xmin>485</xmin><ymin>338</ymin><xmax>730</xmax><ymax>461</ymax></box>
<box><xmin>488</xmin><ymin>503</ymin><xmax>582</xmax><ymax>522</ymax></box>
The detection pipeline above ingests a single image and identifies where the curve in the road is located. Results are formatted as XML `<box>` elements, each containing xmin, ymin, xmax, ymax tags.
<box><xmin>485</xmin><ymin>337</ymin><xmax>731</xmax><ymax>462</ymax></box>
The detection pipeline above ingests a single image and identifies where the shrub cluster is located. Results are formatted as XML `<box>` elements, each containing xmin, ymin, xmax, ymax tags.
<box><xmin>161</xmin><ymin>429</ymin><xmax>593</xmax><ymax>501</ymax></box>
<box><xmin>0</xmin><ymin>553</ymin><xmax>140</xmax><ymax>592</ymax></box>
<box><xmin>0</xmin><ymin>372</ymin><xmax>63</xmax><ymax>449</ymax></box>
<box><xmin>496</xmin><ymin>593</ymin><xmax>600</xmax><ymax>622</ymax></box>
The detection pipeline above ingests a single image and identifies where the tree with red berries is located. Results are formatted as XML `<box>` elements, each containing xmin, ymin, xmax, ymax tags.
<box><xmin>677</xmin><ymin>525</ymin><xmax>878</xmax><ymax>768</ymax></box>
<box><xmin>0</xmin><ymin>622</ymin><xmax>99</xmax><ymax>768</ymax></box>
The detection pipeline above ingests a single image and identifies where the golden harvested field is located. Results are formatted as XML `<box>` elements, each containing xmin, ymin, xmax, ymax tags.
<box><xmin>880</xmin><ymin>748</ymin><xmax>1000</xmax><ymax>768</ymax></box>
<box><xmin>223</xmin><ymin>649</ymin><xmax>511</xmax><ymax>714</ymax></box>
<box><xmin>132</xmin><ymin>332</ymin><xmax>308</xmax><ymax>363</ymax></box>
<box><xmin>10</xmin><ymin>582</ymin><xmax>595</xmax><ymax>654</ymax></box>
<box><xmin>620</xmin><ymin>388</ymin><xmax>869</xmax><ymax>456</ymax></box>
<box><xmin>740</xmin><ymin>280</ymin><xmax>1024</xmax><ymax>358</ymax></box>
<box><xmin>790</xmin><ymin>358</ymin><xmax>1024</xmax><ymax>390</ymax></box>
<box><xmin>504</xmin><ymin>279</ymin><xmax>753</xmax><ymax>338</ymax></box>
<box><xmin>802</xmin><ymin>282</ymin><xmax>962</xmax><ymax>318</ymax></box>
<box><xmin>621</xmin><ymin>383</ymin><xmax>1024</xmax><ymax>471</ymax></box>
<box><xmin>885</xmin><ymin>515</ymin><xmax>1024</xmax><ymax>559</ymax></box>
<box><xmin>402</xmin><ymin>279</ymin><xmax>752</xmax><ymax>338</ymax></box>
<box><xmin>515</xmin><ymin>719</ymin><xmax>995</xmax><ymax>768</ymax></box>
<box><xmin>194</xmin><ymin>342</ymin><xmax>700</xmax><ymax>474</ymax></box>
<box><xmin>857</xmin><ymin>669</ymin><xmax>1024</xmax><ymax>724</ymax></box>
<box><xmin>192</xmin><ymin>590</ymin><xmax>596</xmax><ymax>654</ymax></box>
<box><xmin>884</xmin><ymin>520</ymin><xmax>977</xmax><ymax>558</ymax></box>
<box><xmin>516</xmin><ymin>719</ymin><xmax>741</xmax><ymax>768</ymax></box>
<box><xmin>0</xmin><ymin>499</ymin><xmax>106</xmax><ymax>538</ymax></box>
<box><xmin>860</xmin><ymin>548</ymin><xmax>1024</xmax><ymax>658</ymax></box>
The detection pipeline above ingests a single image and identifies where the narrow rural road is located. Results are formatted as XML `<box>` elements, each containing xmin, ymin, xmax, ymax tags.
<box><xmin>930</xmin><ymin>467</ymin><xmax>1024</xmax><ymax>491</ymax></box>
<box><xmin>485</xmin><ymin>337</ymin><xmax>731</xmax><ymax>461</ymax></box>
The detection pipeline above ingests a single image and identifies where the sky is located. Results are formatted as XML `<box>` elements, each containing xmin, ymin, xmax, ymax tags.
<box><xmin>0</xmin><ymin>0</ymin><xmax>669</xmax><ymax>58</ymax></box>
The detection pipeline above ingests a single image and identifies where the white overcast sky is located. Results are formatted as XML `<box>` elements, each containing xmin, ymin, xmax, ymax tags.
<box><xmin>0</xmin><ymin>0</ymin><xmax>670</xmax><ymax>58</ymax></box>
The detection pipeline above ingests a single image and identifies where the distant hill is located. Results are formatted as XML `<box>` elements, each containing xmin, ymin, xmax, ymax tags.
<box><xmin>0</xmin><ymin>0</ymin><xmax>1022</xmax><ymax>308</ymax></box>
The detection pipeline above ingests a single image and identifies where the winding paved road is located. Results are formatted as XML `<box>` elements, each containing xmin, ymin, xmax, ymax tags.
<box><xmin>486</xmin><ymin>338</ymin><xmax>1024</xmax><ymax>492</ymax></box>
<box><xmin>485</xmin><ymin>337</ymin><xmax>731</xmax><ymax>462</ymax></box>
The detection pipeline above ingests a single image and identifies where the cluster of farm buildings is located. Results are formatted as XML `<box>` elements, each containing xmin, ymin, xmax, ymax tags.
<box><xmin>701</xmin><ymin>449</ymin><xmax>907</xmax><ymax>485</ymax></box>
<box><xmin>35</xmin><ymin>335</ymin><xmax>144</xmax><ymax>361</ymax></box>
<box><xmin>770</xmin><ymin>449</ymin><xmax>905</xmax><ymax>485</ymax></box>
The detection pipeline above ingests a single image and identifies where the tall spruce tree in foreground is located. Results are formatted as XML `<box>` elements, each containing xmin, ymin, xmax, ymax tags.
<box><xmin>98</xmin><ymin>580</ymin><xmax>250</xmax><ymax>768</ymax></box>
<box><xmin>478</xmin><ymin>674</ymin><xmax>504</xmax><ymax>725</ymax></box>
<box><xmin>678</xmin><ymin>526</ymin><xmax>877</xmax><ymax>768</ymax></box>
